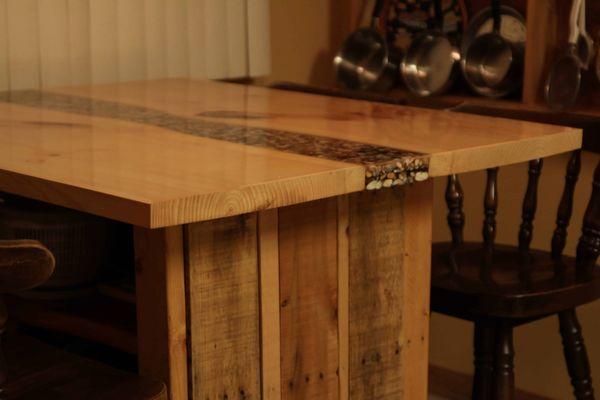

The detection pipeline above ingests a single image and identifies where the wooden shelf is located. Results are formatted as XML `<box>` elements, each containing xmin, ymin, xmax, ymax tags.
<box><xmin>6</xmin><ymin>292</ymin><xmax>138</xmax><ymax>354</ymax></box>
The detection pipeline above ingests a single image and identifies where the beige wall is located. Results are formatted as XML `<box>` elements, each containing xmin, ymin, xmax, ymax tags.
<box><xmin>269</xmin><ymin>2</ymin><xmax>600</xmax><ymax>398</ymax></box>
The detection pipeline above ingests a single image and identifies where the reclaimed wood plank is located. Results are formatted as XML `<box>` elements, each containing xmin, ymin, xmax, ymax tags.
<box><xmin>337</xmin><ymin>195</ymin><xmax>350</xmax><ymax>400</ymax></box>
<box><xmin>347</xmin><ymin>183</ymin><xmax>432</xmax><ymax>399</ymax></box>
<box><xmin>278</xmin><ymin>198</ymin><xmax>340</xmax><ymax>399</ymax></box>
<box><xmin>258</xmin><ymin>209</ymin><xmax>282</xmax><ymax>400</ymax></box>
<box><xmin>134</xmin><ymin>226</ymin><xmax>188</xmax><ymax>400</ymax></box>
<box><xmin>186</xmin><ymin>214</ymin><xmax>261</xmax><ymax>399</ymax></box>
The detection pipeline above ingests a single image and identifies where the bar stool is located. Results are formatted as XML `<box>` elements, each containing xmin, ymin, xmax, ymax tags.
<box><xmin>431</xmin><ymin>151</ymin><xmax>599</xmax><ymax>400</ymax></box>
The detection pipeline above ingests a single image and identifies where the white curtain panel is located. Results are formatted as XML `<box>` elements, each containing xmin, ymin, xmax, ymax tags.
<box><xmin>0</xmin><ymin>0</ymin><xmax>271</xmax><ymax>90</ymax></box>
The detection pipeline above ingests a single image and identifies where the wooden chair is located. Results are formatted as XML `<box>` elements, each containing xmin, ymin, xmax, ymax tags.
<box><xmin>431</xmin><ymin>151</ymin><xmax>600</xmax><ymax>400</ymax></box>
<box><xmin>0</xmin><ymin>239</ymin><xmax>167</xmax><ymax>400</ymax></box>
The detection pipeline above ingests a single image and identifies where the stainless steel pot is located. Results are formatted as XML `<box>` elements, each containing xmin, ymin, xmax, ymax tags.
<box><xmin>401</xmin><ymin>0</ymin><xmax>461</xmax><ymax>97</ymax></box>
<box><xmin>545</xmin><ymin>0</ymin><xmax>583</xmax><ymax>109</ymax></box>
<box><xmin>334</xmin><ymin>0</ymin><xmax>400</xmax><ymax>91</ymax></box>
<box><xmin>462</xmin><ymin>0</ymin><xmax>524</xmax><ymax>97</ymax></box>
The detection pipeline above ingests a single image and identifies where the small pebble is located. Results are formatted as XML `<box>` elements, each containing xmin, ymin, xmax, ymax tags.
<box><xmin>366</xmin><ymin>180</ymin><xmax>380</xmax><ymax>190</ymax></box>
<box><xmin>415</xmin><ymin>171</ymin><xmax>429</xmax><ymax>182</ymax></box>
<box><xmin>383</xmin><ymin>179</ymin><xmax>393</xmax><ymax>188</ymax></box>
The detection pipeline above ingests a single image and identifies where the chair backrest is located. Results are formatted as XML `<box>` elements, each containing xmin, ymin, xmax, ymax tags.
<box><xmin>445</xmin><ymin>150</ymin><xmax>600</xmax><ymax>276</ymax></box>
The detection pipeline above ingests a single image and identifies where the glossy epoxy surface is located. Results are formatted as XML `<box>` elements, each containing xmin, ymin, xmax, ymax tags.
<box><xmin>0</xmin><ymin>79</ymin><xmax>581</xmax><ymax>227</ymax></box>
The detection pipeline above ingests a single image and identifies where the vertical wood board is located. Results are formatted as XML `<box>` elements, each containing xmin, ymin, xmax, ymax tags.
<box><xmin>134</xmin><ymin>226</ymin><xmax>188</xmax><ymax>400</ymax></box>
<box><xmin>186</xmin><ymin>214</ymin><xmax>261</xmax><ymax>399</ymax></box>
<box><xmin>278</xmin><ymin>198</ymin><xmax>340</xmax><ymax>399</ymax></box>
<box><xmin>259</xmin><ymin>209</ymin><xmax>282</xmax><ymax>400</ymax></box>
<box><xmin>347</xmin><ymin>189</ymin><xmax>406</xmax><ymax>398</ymax></box>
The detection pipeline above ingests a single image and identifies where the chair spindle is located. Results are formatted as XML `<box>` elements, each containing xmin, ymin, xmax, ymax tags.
<box><xmin>446</xmin><ymin>174</ymin><xmax>465</xmax><ymax>247</ymax></box>
<box><xmin>483</xmin><ymin>168</ymin><xmax>499</xmax><ymax>251</ymax></box>
<box><xmin>518</xmin><ymin>159</ymin><xmax>543</xmax><ymax>252</ymax></box>
<box><xmin>575</xmin><ymin>160</ymin><xmax>600</xmax><ymax>278</ymax></box>
<box><xmin>552</xmin><ymin>151</ymin><xmax>582</xmax><ymax>260</ymax></box>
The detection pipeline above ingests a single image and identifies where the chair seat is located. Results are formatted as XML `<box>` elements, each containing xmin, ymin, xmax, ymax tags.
<box><xmin>431</xmin><ymin>242</ymin><xmax>600</xmax><ymax>319</ymax></box>
<box><xmin>3</xmin><ymin>330</ymin><xmax>167</xmax><ymax>400</ymax></box>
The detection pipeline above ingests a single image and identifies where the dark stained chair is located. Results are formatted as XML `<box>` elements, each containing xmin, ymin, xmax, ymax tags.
<box><xmin>0</xmin><ymin>239</ymin><xmax>167</xmax><ymax>400</ymax></box>
<box><xmin>431</xmin><ymin>151</ymin><xmax>600</xmax><ymax>400</ymax></box>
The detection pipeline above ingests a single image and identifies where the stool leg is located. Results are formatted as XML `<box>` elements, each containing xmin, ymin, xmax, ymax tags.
<box><xmin>559</xmin><ymin>309</ymin><xmax>595</xmax><ymax>400</ymax></box>
<box><xmin>473</xmin><ymin>322</ymin><xmax>496</xmax><ymax>400</ymax></box>
<box><xmin>493</xmin><ymin>322</ymin><xmax>515</xmax><ymax>400</ymax></box>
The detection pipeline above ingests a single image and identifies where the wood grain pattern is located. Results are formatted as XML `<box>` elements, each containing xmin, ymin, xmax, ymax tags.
<box><xmin>51</xmin><ymin>80</ymin><xmax>581</xmax><ymax>169</ymax></box>
<box><xmin>258</xmin><ymin>209</ymin><xmax>282</xmax><ymax>400</ymax></box>
<box><xmin>346</xmin><ymin>186</ymin><xmax>432</xmax><ymax>399</ymax></box>
<box><xmin>0</xmin><ymin>79</ymin><xmax>581</xmax><ymax>227</ymax></box>
<box><xmin>134</xmin><ymin>226</ymin><xmax>188</xmax><ymax>400</ymax></box>
<box><xmin>278</xmin><ymin>198</ymin><xmax>340</xmax><ymax>399</ymax></box>
<box><xmin>186</xmin><ymin>215</ymin><xmax>261</xmax><ymax>400</ymax></box>
<box><xmin>337</xmin><ymin>195</ymin><xmax>350</xmax><ymax>400</ymax></box>
<box><xmin>400</xmin><ymin>181</ymin><xmax>432</xmax><ymax>400</ymax></box>
<box><xmin>348</xmin><ymin>188</ymin><xmax>404</xmax><ymax>398</ymax></box>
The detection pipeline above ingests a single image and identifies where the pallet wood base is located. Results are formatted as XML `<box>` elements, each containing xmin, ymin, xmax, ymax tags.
<box><xmin>135</xmin><ymin>183</ymin><xmax>433</xmax><ymax>399</ymax></box>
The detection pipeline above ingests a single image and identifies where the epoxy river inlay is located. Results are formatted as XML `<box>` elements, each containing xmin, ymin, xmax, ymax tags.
<box><xmin>0</xmin><ymin>90</ymin><xmax>429</xmax><ymax>189</ymax></box>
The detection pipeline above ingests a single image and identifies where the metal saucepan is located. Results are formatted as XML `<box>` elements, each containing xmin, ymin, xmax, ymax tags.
<box><xmin>462</xmin><ymin>0</ymin><xmax>524</xmax><ymax>97</ymax></box>
<box><xmin>576</xmin><ymin>0</ymin><xmax>594</xmax><ymax>69</ymax></box>
<box><xmin>400</xmin><ymin>0</ymin><xmax>461</xmax><ymax>97</ymax></box>
<box><xmin>545</xmin><ymin>0</ymin><xmax>583</xmax><ymax>109</ymax></box>
<box><xmin>334</xmin><ymin>0</ymin><xmax>400</xmax><ymax>92</ymax></box>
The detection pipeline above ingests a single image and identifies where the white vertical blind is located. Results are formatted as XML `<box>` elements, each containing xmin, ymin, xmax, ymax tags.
<box><xmin>7</xmin><ymin>0</ymin><xmax>41</xmax><ymax>90</ymax></box>
<box><xmin>0</xmin><ymin>0</ymin><xmax>9</xmax><ymax>91</ymax></box>
<box><xmin>67</xmin><ymin>0</ymin><xmax>91</xmax><ymax>85</ymax></box>
<box><xmin>38</xmin><ymin>0</ymin><xmax>70</xmax><ymax>87</ymax></box>
<box><xmin>145</xmin><ymin>0</ymin><xmax>167</xmax><ymax>79</ymax></box>
<box><xmin>0</xmin><ymin>0</ymin><xmax>270</xmax><ymax>90</ymax></box>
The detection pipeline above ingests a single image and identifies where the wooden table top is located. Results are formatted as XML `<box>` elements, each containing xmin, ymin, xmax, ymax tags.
<box><xmin>0</xmin><ymin>79</ymin><xmax>581</xmax><ymax>227</ymax></box>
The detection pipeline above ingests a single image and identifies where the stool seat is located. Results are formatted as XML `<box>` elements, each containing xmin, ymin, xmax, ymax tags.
<box><xmin>3</xmin><ymin>331</ymin><xmax>167</xmax><ymax>400</ymax></box>
<box><xmin>431</xmin><ymin>242</ymin><xmax>600</xmax><ymax>319</ymax></box>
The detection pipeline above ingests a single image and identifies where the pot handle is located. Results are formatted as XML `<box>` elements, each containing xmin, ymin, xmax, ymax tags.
<box><xmin>371</xmin><ymin>0</ymin><xmax>386</xmax><ymax>28</ymax></box>
<box><xmin>491</xmin><ymin>0</ymin><xmax>501</xmax><ymax>33</ymax></box>
<box><xmin>569</xmin><ymin>0</ymin><xmax>582</xmax><ymax>45</ymax></box>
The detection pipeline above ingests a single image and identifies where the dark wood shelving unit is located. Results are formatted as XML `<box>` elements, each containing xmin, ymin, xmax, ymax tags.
<box><xmin>6</xmin><ymin>291</ymin><xmax>138</xmax><ymax>355</ymax></box>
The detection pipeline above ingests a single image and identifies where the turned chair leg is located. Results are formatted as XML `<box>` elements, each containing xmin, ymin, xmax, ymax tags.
<box><xmin>473</xmin><ymin>322</ymin><xmax>496</xmax><ymax>400</ymax></box>
<box><xmin>493</xmin><ymin>322</ymin><xmax>515</xmax><ymax>400</ymax></box>
<box><xmin>0</xmin><ymin>299</ymin><xmax>6</xmax><ymax>396</ymax></box>
<box><xmin>559</xmin><ymin>309</ymin><xmax>595</xmax><ymax>400</ymax></box>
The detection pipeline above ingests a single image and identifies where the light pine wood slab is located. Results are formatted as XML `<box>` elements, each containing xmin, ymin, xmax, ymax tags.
<box><xmin>0</xmin><ymin>79</ymin><xmax>581</xmax><ymax>227</ymax></box>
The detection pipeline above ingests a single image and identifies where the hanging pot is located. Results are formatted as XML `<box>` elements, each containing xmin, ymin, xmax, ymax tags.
<box><xmin>334</xmin><ymin>0</ymin><xmax>400</xmax><ymax>92</ymax></box>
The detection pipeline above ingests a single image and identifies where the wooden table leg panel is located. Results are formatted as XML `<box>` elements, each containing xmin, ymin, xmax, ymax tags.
<box><xmin>167</xmin><ymin>184</ymin><xmax>432</xmax><ymax>400</ymax></box>
<box><xmin>278</xmin><ymin>198</ymin><xmax>341</xmax><ymax>399</ymax></box>
<box><xmin>134</xmin><ymin>226</ymin><xmax>189</xmax><ymax>400</ymax></box>
<box><xmin>186</xmin><ymin>214</ymin><xmax>262</xmax><ymax>399</ymax></box>
<box><xmin>346</xmin><ymin>183</ymin><xmax>432</xmax><ymax>399</ymax></box>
